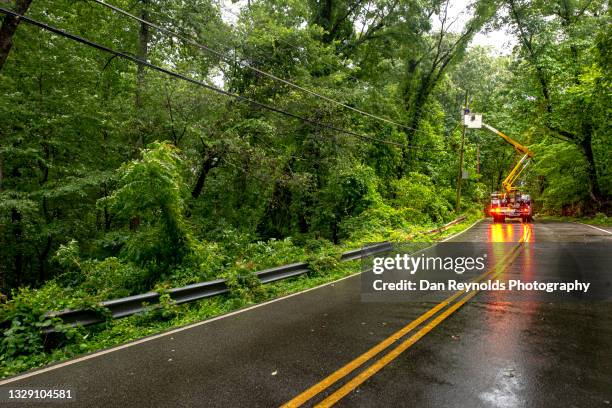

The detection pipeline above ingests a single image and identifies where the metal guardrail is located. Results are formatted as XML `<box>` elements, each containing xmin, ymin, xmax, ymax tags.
<box><xmin>47</xmin><ymin>216</ymin><xmax>467</xmax><ymax>328</ymax></box>
<box><xmin>340</xmin><ymin>242</ymin><xmax>393</xmax><ymax>261</ymax></box>
<box><xmin>425</xmin><ymin>215</ymin><xmax>467</xmax><ymax>235</ymax></box>
<box><xmin>46</xmin><ymin>242</ymin><xmax>393</xmax><ymax>328</ymax></box>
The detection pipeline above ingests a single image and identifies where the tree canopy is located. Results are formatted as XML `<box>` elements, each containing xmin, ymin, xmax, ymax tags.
<box><xmin>0</xmin><ymin>0</ymin><xmax>609</xmax><ymax>295</ymax></box>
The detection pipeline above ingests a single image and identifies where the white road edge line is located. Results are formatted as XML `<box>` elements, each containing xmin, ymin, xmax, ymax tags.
<box><xmin>0</xmin><ymin>274</ymin><xmax>360</xmax><ymax>385</ymax></box>
<box><xmin>441</xmin><ymin>218</ymin><xmax>483</xmax><ymax>242</ymax></box>
<box><xmin>577</xmin><ymin>222</ymin><xmax>612</xmax><ymax>235</ymax></box>
<box><xmin>0</xmin><ymin>218</ymin><xmax>483</xmax><ymax>385</ymax></box>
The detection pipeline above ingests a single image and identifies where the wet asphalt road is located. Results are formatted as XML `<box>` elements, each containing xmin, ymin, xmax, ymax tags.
<box><xmin>1</xmin><ymin>220</ymin><xmax>611</xmax><ymax>407</ymax></box>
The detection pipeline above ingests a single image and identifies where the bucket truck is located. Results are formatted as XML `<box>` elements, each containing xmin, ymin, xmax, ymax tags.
<box><xmin>464</xmin><ymin>113</ymin><xmax>534</xmax><ymax>223</ymax></box>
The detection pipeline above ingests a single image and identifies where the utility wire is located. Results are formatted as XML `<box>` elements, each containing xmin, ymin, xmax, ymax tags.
<box><xmin>0</xmin><ymin>7</ymin><xmax>445</xmax><ymax>151</ymax></box>
<box><xmin>87</xmin><ymin>0</ymin><xmax>419</xmax><ymax>133</ymax></box>
<box><xmin>220</xmin><ymin>4</ymin><xmax>436</xmax><ymax>139</ymax></box>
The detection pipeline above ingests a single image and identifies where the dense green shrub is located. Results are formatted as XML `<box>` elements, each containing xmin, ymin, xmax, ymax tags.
<box><xmin>131</xmin><ymin>292</ymin><xmax>179</xmax><ymax>325</ymax></box>
<box><xmin>0</xmin><ymin>285</ymin><xmax>81</xmax><ymax>362</ymax></box>
<box><xmin>99</xmin><ymin>142</ymin><xmax>191</xmax><ymax>276</ymax></box>
<box><xmin>530</xmin><ymin>141</ymin><xmax>590</xmax><ymax>214</ymax></box>
<box><xmin>314</xmin><ymin>164</ymin><xmax>382</xmax><ymax>242</ymax></box>
<box><xmin>325</xmin><ymin>164</ymin><xmax>381</xmax><ymax>217</ymax></box>
<box><xmin>339</xmin><ymin>203</ymin><xmax>414</xmax><ymax>243</ymax></box>
<box><xmin>307</xmin><ymin>255</ymin><xmax>340</xmax><ymax>277</ymax></box>
<box><xmin>238</xmin><ymin>238</ymin><xmax>304</xmax><ymax>269</ymax></box>
<box><xmin>341</xmin><ymin>203</ymin><xmax>403</xmax><ymax>232</ymax></box>
<box><xmin>167</xmin><ymin>241</ymin><xmax>227</xmax><ymax>286</ymax></box>
<box><xmin>590</xmin><ymin>213</ymin><xmax>612</xmax><ymax>226</ymax></box>
<box><xmin>54</xmin><ymin>240</ymin><xmax>145</xmax><ymax>298</ymax></box>
<box><xmin>392</xmin><ymin>173</ymin><xmax>453</xmax><ymax>223</ymax></box>
<box><xmin>223</xmin><ymin>264</ymin><xmax>265</xmax><ymax>305</ymax></box>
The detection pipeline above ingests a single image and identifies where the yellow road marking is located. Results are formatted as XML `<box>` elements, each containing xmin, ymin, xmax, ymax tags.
<box><xmin>281</xmin><ymin>294</ymin><xmax>461</xmax><ymax>407</ymax></box>
<box><xmin>282</xmin><ymin>231</ymin><xmax>528</xmax><ymax>408</ymax></box>
<box><xmin>315</xmin><ymin>246</ymin><xmax>523</xmax><ymax>407</ymax></box>
<box><xmin>315</xmin><ymin>289</ymin><xmax>481</xmax><ymax>407</ymax></box>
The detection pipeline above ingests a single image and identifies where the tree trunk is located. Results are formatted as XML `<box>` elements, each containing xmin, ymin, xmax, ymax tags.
<box><xmin>11</xmin><ymin>207</ymin><xmax>23</xmax><ymax>288</ymax></box>
<box><xmin>0</xmin><ymin>0</ymin><xmax>33</xmax><ymax>205</ymax></box>
<box><xmin>191</xmin><ymin>151</ymin><xmax>220</xmax><ymax>199</ymax></box>
<box><xmin>310</xmin><ymin>0</ymin><xmax>334</xmax><ymax>43</ymax></box>
<box><xmin>400</xmin><ymin>81</ymin><xmax>429</xmax><ymax>175</ymax></box>
<box><xmin>579</xmin><ymin>131</ymin><xmax>603</xmax><ymax>207</ymax></box>
<box><xmin>0</xmin><ymin>0</ymin><xmax>33</xmax><ymax>71</ymax></box>
<box><xmin>135</xmin><ymin>7</ymin><xmax>149</xmax><ymax>109</ymax></box>
<box><xmin>0</xmin><ymin>151</ymin><xmax>3</xmax><ymax>193</ymax></box>
<box><xmin>38</xmin><ymin>235</ymin><xmax>52</xmax><ymax>283</ymax></box>
<box><xmin>104</xmin><ymin>204</ymin><xmax>112</xmax><ymax>231</ymax></box>
<box><xmin>135</xmin><ymin>1</ymin><xmax>150</xmax><ymax>147</ymax></box>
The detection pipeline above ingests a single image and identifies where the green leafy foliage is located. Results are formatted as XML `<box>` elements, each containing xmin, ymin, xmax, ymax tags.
<box><xmin>530</xmin><ymin>140</ymin><xmax>590</xmax><ymax>214</ymax></box>
<box><xmin>0</xmin><ymin>0</ymin><xmax>608</xmax><ymax>378</ymax></box>
<box><xmin>307</xmin><ymin>255</ymin><xmax>340</xmax><ymax>277</ymax></box>
<box><xmin>223</xmin><ymin>265</ymin><xmax>265</xmax><ymax>305</ymax></box>
<box><xmin>0</xmin><ymin>284</ymin><xmax>81</xmax><ymax>361</ymax></box>
<box><xmin>101</xmin><ymin>141</ymin><xmax>191</xmax><ymax>276</ymax></box>
<box><xmin>393</xmin><ymin>173</ymin><xmax>453</xmax><ymax>223</ymax></box>
<box><xmin>315</xmin><ymin>163</ymin><xmax>382</xmax><ymax>242</ymax></box>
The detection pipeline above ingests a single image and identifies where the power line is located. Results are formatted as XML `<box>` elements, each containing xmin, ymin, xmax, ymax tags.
<box><xmin>218</xmin><ymin>4</ymin><xmax>437</xmax><ymax>142</ymax></box>
<box><xmin>87</xmin><ymin>0</ymin><xmax>419</xmax><ymax>133</ymax></box>
<box><xmin>0</xmin><ymin>7</ymin><xmax>445</xmax><ymax>151</ymax></box>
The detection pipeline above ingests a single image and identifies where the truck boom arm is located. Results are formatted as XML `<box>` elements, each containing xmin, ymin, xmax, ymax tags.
<box><xmin>482</xmin><ymin>123</ymin><xmax>534</xmax><ymax>194</ymax></box>
<box><xmin>482</xmin><ymin>123</ymin><xmax>534</xmax><ymax>157</ymax></box>
<box><xmin>502</xmin><ymin>153</ymin><xmax>530</xmax><ymax>193</ymax></box>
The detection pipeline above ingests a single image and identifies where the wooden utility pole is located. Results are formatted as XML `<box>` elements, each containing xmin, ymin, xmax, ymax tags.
<box><xmin>455</xmin><ymin>90</ymin><xmax>468</xmax><ymax>213</ymax></box>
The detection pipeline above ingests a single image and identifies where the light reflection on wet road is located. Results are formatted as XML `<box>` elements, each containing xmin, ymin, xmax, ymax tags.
<box><xmin>335</xmin><ymin>220</ymin><xmax>611</xmax><ymax>407</ymax></box>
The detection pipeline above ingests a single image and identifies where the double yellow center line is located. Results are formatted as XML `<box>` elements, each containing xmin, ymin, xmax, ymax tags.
<box><xmin>282</xmin><ymin>230</ymin><xmax>529</xmax><ymax>407</ymax></box>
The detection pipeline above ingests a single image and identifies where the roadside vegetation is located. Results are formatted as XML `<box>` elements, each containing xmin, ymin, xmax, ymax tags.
<box><xmin>0</xmin><ymin>212</ymin><xmax>481</xmax><ymax>378</ymax></box>
<box><xmin>0</xmin><ymin>0</ymin><xmax>609</xmax><ymax>378</ymax></box>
